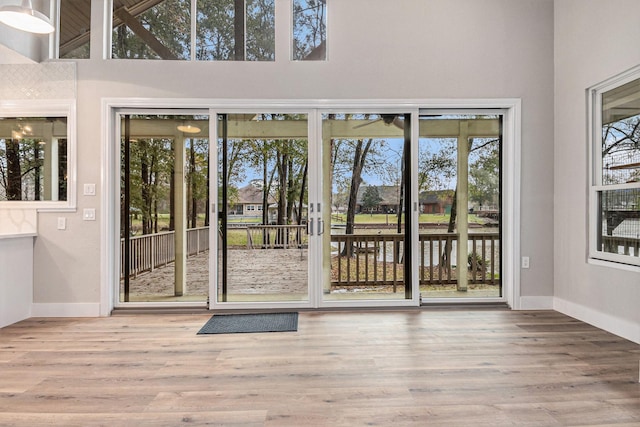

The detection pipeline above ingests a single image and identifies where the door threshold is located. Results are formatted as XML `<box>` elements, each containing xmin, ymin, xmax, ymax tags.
<box><xmin>111</xmin><ymin>306</ymin><xmax>209</xmax><ymax>315</ymax></box>
<box><xmin>420</xmin><ymin>301</ymin><xmax>509</xmax><ymax>309</ymax></box>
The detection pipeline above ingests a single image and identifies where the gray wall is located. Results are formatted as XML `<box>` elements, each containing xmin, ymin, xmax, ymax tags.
<box><xmin>5</xmin><ymin>1</ymin><xmax>556</xmax><ymax>310</ymax></box>
<box><xmin>554</xmin><ymin>0</ymin><xmax>640</xmax><ymax>342</ymax></box>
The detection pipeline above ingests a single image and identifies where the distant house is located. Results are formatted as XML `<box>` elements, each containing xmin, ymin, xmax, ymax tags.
<box><xmin>419</xmin><ymin>190</ymin><xmax>454</xmax><ymax>214</ymax></box>
<box><xmin>356</xmin><ymin>185</ymin><xmax>401</xmax><ymax>213</ymax></box>
<box><xmin>355</xmin><ymin>186</ymin><xmax>454</xmax><ymax>215</ymax></box>
<box><xmin>230</xmin><ymin>183</ymin><xmax>275</xmax><ymax>217</ymax></box>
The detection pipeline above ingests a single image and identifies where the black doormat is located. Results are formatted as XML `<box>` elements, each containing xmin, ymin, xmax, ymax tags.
<box><xmin>197</xmin><ymin>312</ymin><xmax>298</xmax><ymax>334</ymax></box>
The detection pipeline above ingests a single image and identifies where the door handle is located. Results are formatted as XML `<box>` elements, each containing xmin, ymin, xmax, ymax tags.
<box><xmin>308</xmin><ymin>218</ymin><xmax>314</xmax><ymax>236</ymax></box>
<box><xmin>318</xmin><ymin>219</ymin><xmax>324</xmax><ymax>235</ymax></box>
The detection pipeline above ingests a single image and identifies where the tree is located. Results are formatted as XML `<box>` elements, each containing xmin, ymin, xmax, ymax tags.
<box><xmin>602</xmin><ymin>116</ymin><xmax>640</xmax><ymax>185</ymax></box>
<box><xmin>327</xmin><ymin>114</ymin><xmax>396</xmax><ymax>256</ymax></box>
<box><xmin>5</xmin><ymin>139</ymin><xmax>22</xmax><ymax>200</ymax></box>
<box><xmin>293</xmin><ymin>0</ymin><xmax>326</xmax><ymax>59</ymax></box>
<box><xmin>186</xmin><ymin>138</ymin><xmax>209</xmax><ymax>229</ymax></box>
<box><xmin>0</xmin><ymin>137</ymin><xmax>46</xmax><ymax>201</ymax></box>
<box><xmin>418</xmin><ymin>142</ymin><xmax>456</xmax><ymax>193</ymax></box>
<box><xmin>361</xmin><ymin>185</ymin><xmax>382</xmax><ymax>215</ymax></box>
<box><xmin>197</xmin><ymin>0</ymin><xmax>235</xmax><ymax>60</ymax></box>
<box><xmin>112</xmin><ymin>0</ymin><xmax>190</xmax><ymax>59</ymax></box>
<box><xmin>123</xmin><ymin>132</ymin><xmax>173</xmax><ymax>236</ymax></box>
<box><xmin>332</xmin><ymin>184</ymin><xmax>349</xmax><ymax>214</ymax></box>
<box><xmin>246</xmin><ymin>0</ymin><xmax>276</xmax><ymax>60</ymax></box>
<box><xmin>439</xmin><ymin>137</ymin><xmax>499</xmax><ymax>270</ymax></box>
<box><xmin>345</xmin><ymin>139</ymin><xmax>373</xmax><ymax>232</ymax></box>
<box><xmin>469</xmin><ymin>141</ymin><xmax>499</xmax><ymax>208</ymax></box>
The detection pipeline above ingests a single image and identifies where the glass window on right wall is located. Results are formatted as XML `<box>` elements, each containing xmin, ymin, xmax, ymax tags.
<box><xmin>590</xmin><ymin>71</ymin><xmax>640</xmax><ymax>267</ymax></box>
<box><xmin>292</xmin><ymin>0</ymin><xmax>326</xmax><ymax>60</ymax></box>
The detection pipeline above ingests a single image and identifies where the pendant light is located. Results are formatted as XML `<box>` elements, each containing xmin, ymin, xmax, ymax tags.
<box><xmin>177</xmin><ymin>123</ymin><xmax>201</xmax><ymax>134</ymax></box>
<box><xmin>0</xmin><ymin>0</ymin><xmax>55</xmax><ymax>34</ymax></box>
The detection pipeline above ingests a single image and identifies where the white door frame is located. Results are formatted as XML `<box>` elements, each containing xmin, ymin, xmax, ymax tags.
<box><xmin>100</xmin><ymin>98</ymin><xmax>521</xmax><ymax>315</ymax></box>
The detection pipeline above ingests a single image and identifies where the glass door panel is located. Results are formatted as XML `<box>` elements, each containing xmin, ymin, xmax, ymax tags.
<box><xmin>418</xmin><ymin>114</ymin><xmax>502</xmax><ymax>299</ymax></box>
<box><xmin>217</xmin><ymin>113</ymin><xmax>310</xmax><ymax>303</ymax></box>
<box><xmin>321</xmin><ymin>113</ymin><xmax>413</xmax><ymax>302</ymax></box>
<box><xmin>119</xmin><ymin>113</ymin><xmax>210</xmax><ymax>303</ymax></box>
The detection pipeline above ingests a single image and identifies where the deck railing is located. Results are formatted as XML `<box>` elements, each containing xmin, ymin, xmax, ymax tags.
<box><xmin>331</xmin><ymin>232</ymin><xmax>500</xmax><ymax>288</ymax></box>
<box><xmin>417</xmin><ymin>232</ymin><xmax>500</xmax><ymax>286</ymax></box>
<box><xmin>246</xmin><ymin>224</ymin><xmax>308</xmax><ymax>249</ymax></box>
<box><xmin>120</xmin><ymin>227</ymin><xmax>209</xmax><ymax>279</ymax></box>
<box><xmin>121</xmin><ymin>226</ymin><xmax>500</xmax><ymax>287</ymax></box>
<box><xmin>601</xmin><ymin>235</ymin><xmax>640</xmax><ymax>257</ymax></box>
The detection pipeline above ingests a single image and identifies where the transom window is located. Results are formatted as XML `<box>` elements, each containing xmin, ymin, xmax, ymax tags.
<box><xmin>57</xmin><ymin>0</ymin><xmax>327</xmax><ymax>61</ymax></box>
<box><xmin>111</xmin><ymin>0</ymin><xmax>275</xmax><ymax>61</ymax></box>
<box><xmin>293</xmin><ymin>0</ymin><xmax>326</xmax><ymax>60</ymax></box>
<box><xmin>589</xmin><ymin>69</ymin><xmax>640</xmax><ymax>267</ymax></box>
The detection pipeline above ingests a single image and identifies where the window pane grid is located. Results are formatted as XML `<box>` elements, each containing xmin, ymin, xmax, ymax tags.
<box><xmin>590</xmin><ymin>72</ymin><xmax>640</xmax><ymax>266</ymax></box>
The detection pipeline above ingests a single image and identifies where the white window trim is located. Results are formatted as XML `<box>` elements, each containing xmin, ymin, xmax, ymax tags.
<box><xmin>0</xmin><ymin>99</ymin><xmax>77</xmax><ymax>211</ymax></box>
<box><xmin>588</xmin><ymin>65</ymin><xmax>640</xmax><ymax>268</ymax></box>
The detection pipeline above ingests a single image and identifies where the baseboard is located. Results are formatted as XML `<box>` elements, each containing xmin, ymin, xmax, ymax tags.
<box><xmin>518</xmin><ymin>296</ymin><xmax>554</xmax><ymax>310</ymax></box>
<box><xmin>31</xmin><ymin>303</ymin><xmax>101</xmax><ymax>318</ymax></box>
<box><xmin>554</xmin><ymin>297</ymin><xmax>640</xmax><ymax>344</ymax></box>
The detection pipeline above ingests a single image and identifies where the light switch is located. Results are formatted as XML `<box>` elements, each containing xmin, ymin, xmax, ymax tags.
<box><xmin>57</xmin><ymin>217</ymin><xmax>66</xmax><ymax>230</ymax></box>
<box><xmin>83</xmin><ymin>183</ymin><xmax>96</xmax><ymax>196</ymax></box>
<box><xmin>83</xmin><ymin>208</ymin><xmax>96</xmax><ymax>221</ymax></box>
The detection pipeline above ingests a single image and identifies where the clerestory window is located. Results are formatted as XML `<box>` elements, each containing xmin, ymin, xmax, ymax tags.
<box><xmin>111</xmin><ymin>0</ymin><xmax>275</xmax><ymax>61</ymax></box>
<box><xmin>57</xmin><ymin>1</ymin><xmax>327</xmax><ymax>61</ymax></box>
<box><xmin>292</xmin><ymin>0</ymin><xmax>326</xmax><ymax>60</ymax></box>
<box><xmin>589</xmin><ymin>68</ymin><xmax>640</xmax><ymax>267</ymax></box>
<box><xmin>58</xmin><ymin>0</ymin><xmax>92</xmax><ymax>59</ymax></box>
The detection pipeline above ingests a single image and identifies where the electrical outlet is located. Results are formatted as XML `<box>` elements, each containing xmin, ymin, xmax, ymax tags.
<box><xmin>57</xmin><ymin>217</ymin><xmax>66</xmax><ymax>230</ymax></box>
<box><xmin>522</xmin><ymin>256</ymin><xmax>530</xmax><ymax>269</ymax></box>
<box><xmin>83</xmin><ymin>208</ymin><xmax>96</xmax><ymax>221</ymax></box>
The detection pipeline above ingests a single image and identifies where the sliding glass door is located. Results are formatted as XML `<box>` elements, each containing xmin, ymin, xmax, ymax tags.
<box><xmin>320</xmin><ymin>113</ymin><xmax>415</xmax><ymax>304</ymax></box>
<box><xmin>417</xmin><ymin>113</ymin><xmax>503</xmax><ymax>300</ymax></box>
<box><xmin>119</xmin><ymin>112</ymin><xmax>210</xmax><ymax>304</ymax></box>
<box><xmin>212</xmin><ymin>110</ymin><xmax>419</xmax><ymax>308</ymax></box>
<box><xmin>215</xmin><ymin>113</ymin><xmax>312</xmax><ymax>304</ymax></box>
<box><xmin>113</xmin><ymin>106</ymin><xmax>506</xmax><ymax>309</ymax></box>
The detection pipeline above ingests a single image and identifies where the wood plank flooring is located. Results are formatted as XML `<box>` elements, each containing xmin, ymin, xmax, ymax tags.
<box><xmin>0</xmin><ymin>310</ymin><xmax>638</xmax><ymax>426</ymax></box>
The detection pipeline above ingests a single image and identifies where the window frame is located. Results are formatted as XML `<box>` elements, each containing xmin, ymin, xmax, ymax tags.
<box><xmin>588</xmin><ymin>66</ymin><xmax>640</xmax><ymax>268</ymax></box>
<box><xmin>291</xmin><ymin>0</ymin><xmax>327</xmax><ymax>61</ymax></box>
<box><xmin>107</xmin><ymin>0</ymin><xmax>276</xmax><ymax>61</ymax></box>
<box><xmin>0</xmin><ymin>100</ymin><xmax>77</xmax><ymax>211</ymax></box>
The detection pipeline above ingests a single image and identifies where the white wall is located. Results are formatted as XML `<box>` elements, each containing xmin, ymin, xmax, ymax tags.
<box><xmin>3</xmin><ymin>0</ymin><xmax>556</xmax><ymax>313</ymax></box>
<box><xmin>0</xmin><ymin>235</ymin><xmax>34</xmax><ymax>328</ymax></box>
<box><xmin>554</xmin><ymin>0</ymin><xmax>640</xmax><ymax>343</ymax></box>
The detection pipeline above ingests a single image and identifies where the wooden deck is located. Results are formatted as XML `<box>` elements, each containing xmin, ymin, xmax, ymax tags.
<box><xmin>0</xmin><ymin>310</ymin><xmax>638</xmax><ymax>426</ymax></box>
<box><xmin>121</xmin><ymin>228</ymin><xmax>502</xmax><ymax>302</ymax></box>
<box><xmin>123</xmin><ymin>248</ymin><xmax>501</xmax><ymax>302</ymax></box>
<box><xmin>122</xmin><ymin>249</ymin><xmax>309</xmax><ymax>302</ymax></box>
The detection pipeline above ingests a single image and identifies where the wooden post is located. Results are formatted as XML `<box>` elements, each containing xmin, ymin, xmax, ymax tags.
<box><xmin>457</xmin><ymin>121</ymin><xmax>469</xmax><ymax>292</ymax></box>
<box><xmin>174</xmin><ymin>134</ymin><xmax>187</xmax><ymax>296</ymax></box>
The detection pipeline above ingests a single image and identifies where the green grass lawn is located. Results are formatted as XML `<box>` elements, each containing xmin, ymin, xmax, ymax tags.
<box><xmin>131</xmin><ymin>212</ymin><xmax>486</xmax><ymax>233</ymax></box>
<box><xmin>331</xmin><ymin>213</ymin><xmax>485</xmax><ymax>225</ymax></box>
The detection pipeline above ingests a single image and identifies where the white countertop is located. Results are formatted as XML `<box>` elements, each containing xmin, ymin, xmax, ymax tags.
<box><xmin>0</xmin><ymin>232</ymin><xmax>37</xmax><ymax>240</ymax></box>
